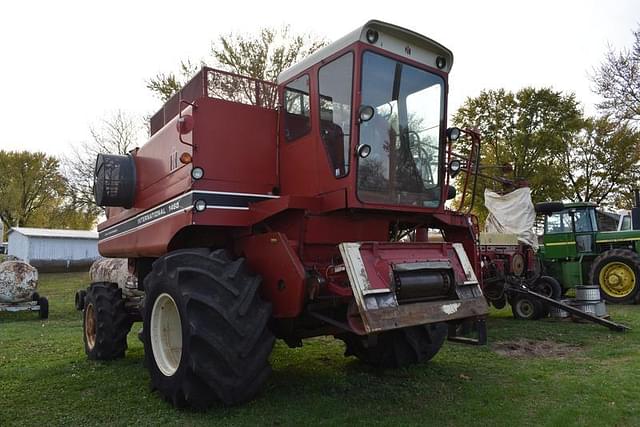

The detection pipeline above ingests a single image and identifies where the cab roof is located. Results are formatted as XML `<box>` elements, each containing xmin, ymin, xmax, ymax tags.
<box><xmin>277</xmin><ymin>20</ymin><xmax>454</xmax><ymax>84</ymax></box>
<box><xmin>563</xmin><ymin>202</ymin><xmax>598</xmax><ymax>209</ymax></box>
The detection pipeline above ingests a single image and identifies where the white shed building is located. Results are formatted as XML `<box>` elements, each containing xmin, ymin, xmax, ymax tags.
<box><xmin>8</xmin><ymin>227</ymin><xmax>99</xmax><ymax>272</ymax></box>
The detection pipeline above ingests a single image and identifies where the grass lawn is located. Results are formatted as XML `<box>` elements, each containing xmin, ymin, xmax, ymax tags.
<box><xmin>1</xmin><ymin>272</ymin><xmax>640</xmax><ymax>426</ymax></box>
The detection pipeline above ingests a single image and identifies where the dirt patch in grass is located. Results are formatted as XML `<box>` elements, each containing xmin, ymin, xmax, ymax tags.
<box><xmin>492</xmin><ymin>339</ymin><xmax>581</xmax><ymax>358</ymax></box>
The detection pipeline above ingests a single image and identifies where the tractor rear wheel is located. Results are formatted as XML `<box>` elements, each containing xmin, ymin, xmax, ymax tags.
<box><xmin>590</xmin><ymin>249</ymin><xmax>640</xmax><ymax>304</ymax></box>
<box><xmin>142</xmin><ymin>248</ymin><xmax>274</xmax><ymax>408</ymax></box>
<box><xmin>83</xmin><ymin>282</ymin><xmax>131</xmax><ymax>360</ymax></box>
<box><xmin>339</xmin><ymin>323</ymin><xmax>448</xmax><ymax>369</ymax></box>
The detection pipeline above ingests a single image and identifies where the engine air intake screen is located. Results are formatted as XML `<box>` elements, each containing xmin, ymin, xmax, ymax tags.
<box><xmin>94</xmin><ymin>153</ymin><xmax>136</xmax><ymax>208</ymax></box>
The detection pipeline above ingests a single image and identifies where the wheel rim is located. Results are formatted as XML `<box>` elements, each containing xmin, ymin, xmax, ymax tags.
<box><xmin>516</xmin><ymin>299</ymin><xmax>534</xmax><ymax>318</ymax></box>
<box><xmin>150</xmin><ymin>293</ymin><xmax>183</xmax><ymax>377</ymax></box>
<box><xmin>599</xmin><ymin>262</ymin><xmax>636</xmax><ymax>298</ymax></box>
<box><xmin>84</xmin><ymin>303</ymin><xmax>96</xmax><ymax>350</ymax></box>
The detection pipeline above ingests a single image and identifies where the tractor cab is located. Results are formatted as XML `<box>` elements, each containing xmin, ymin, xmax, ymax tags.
<box><xmin>277</xmin><ymin>20</ymin><xmax>453</xmax><ymax>213</ymax></box>
<box><xmin>541</xmin><ymin>202</ymin><xmax>599</xmax><ymax>289</ymax></box>
<box><xmin>543</xmin><ymin>202</ymin><xmax>599</xmax><ymax>257</ymax></box>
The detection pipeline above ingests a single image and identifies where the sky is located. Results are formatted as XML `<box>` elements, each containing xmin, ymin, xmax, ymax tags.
<box><xmin>0</xmin><ymin>0</ymin><xmax>638</xmax><ymax>156</ymax></box>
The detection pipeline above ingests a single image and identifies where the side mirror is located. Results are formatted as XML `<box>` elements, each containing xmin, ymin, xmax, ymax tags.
<box><xmin>358</xmin><ymin>105</ymin><xmax>375</xmax><ymax>123</ymax></box>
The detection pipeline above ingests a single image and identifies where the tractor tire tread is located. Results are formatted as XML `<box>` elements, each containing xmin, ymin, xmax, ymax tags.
<box><xmin>38</xmin><ymin>297</ymin><xmax>49</xmax><ymax>319</ymax></box>
<box><xmin>83</xmin><ymin>282</ymin><xmax>131</xmax><ymax>360</ymax></box>
<box><xmin>589</xmin><ymin>248</ymin><xmax>640</xmax><ymax>304</ymax></box>
<box><xmin>338</xmin><ymin>323</ymin><xmax>447</xmax><ymax>369</ymax></box>
<box><xmin>143</xmin><ymin>248</ymin><xmax>274</xmax><ymax>408</ymax></box>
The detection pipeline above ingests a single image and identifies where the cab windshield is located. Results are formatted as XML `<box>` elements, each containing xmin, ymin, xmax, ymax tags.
<box><xmin>357</xmin><ymin>51</ymin><xmax>444</xmax><ymax>207</ymax></box>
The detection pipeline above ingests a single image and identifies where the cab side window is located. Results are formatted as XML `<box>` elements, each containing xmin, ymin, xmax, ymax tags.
<box><xmin>318</xmin><ymin>52</ymin><xmax>353</xmax><ymax>177</ymax></box>
<box><xmin>546</xmin><ymin>212</ymin><xmax>570</xmax><ymax>233</ymax></box>
<box><xmin>284</xmin><ymin>74</ymin><xmax>311</xmax><ymax>141</ymax></box>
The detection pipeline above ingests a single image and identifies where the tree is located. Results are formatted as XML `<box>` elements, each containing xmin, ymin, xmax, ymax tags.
<box><xmin>591</xmin><ymin>26</ymin><xmax>640</xmax><ymax>125</ymax></box>
<box><xmin>562</xmin><ymin>117</ymin><xmax>640</xmax><ymax>207</ymax></box>
<box><xmin>62</xmin><ymin>110</ymin><xmax>141</xmax><ymax>216</ymax></box>
<box><xmin>0</xmin><ymin>151</ymin><xmax>63</xmax><ymax>229</ymax></box>
<box><xmin>146</xmin><ymin>60</ymin><xmax>200</xmax><ymax>102</ymax></box>
<box><xmin>0</xmin><ymin>151</ymin><xmax>94</xmax><ymax>238</ymax></box>
<box><xmin>453</xmin><ymin>87</ymin><xmax>583</xmax><ymax>223</ymax></box>
<box><xmin>147</xmin><ymin>25</ymin><xmax>327</xmax><ymax>102</ymax></box>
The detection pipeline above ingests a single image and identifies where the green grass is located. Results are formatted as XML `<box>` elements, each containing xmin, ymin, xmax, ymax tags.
<box><xmin>2</xmin><ymin>273</ymin><xmax>640</xmax><ymax>426</ymax></box>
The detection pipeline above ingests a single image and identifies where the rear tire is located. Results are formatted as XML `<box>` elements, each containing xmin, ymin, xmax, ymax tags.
<box><xmin>142</xmin><ymin>248</ymin><xmax>274</xmax><ymax>408</ymax></box>
<box><xmin>75</xmin><ymin>289</ymin><xmax>87</xmax><ymax>311</ymax></box>
<box><xmin>38</xmin><ymin>297</ymin><xmax>49</xmax><ymax>319</ymax></box>
<box><xmin>530</xmin><ymin>275</ymin><xmax>562</xmax><ymax>316</ymax></box>
<box><xmin>590</xmin><ymin>249</ymin><xmax>640</xmax><ymax>304</ymax></box>
<box><xmin>532</xmin><ymin>276</ymin><xmax>562</xmax><ymax>300</ymax></box>
<box><xmin>339</xmin><ymin>323</ymin><xmax>448</xmax><ymax>368</ymax></box>
<box><xmin>511</xmin><ymin>295</ymin><xmax>545</xmax><ymax>320</ymax></box>
<box><xmin>83</xmin><ymin>282</ymin><xmax>131</xmax><ymax>360</ymax></box>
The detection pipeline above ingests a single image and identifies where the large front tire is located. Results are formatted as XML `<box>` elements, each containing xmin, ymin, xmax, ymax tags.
<box><xmin>143</xmin><ymin>249</ymin><xmax>274</xmax><ymax>408</ymax></box>
<box><xmin>338</xmin><ymin>323</ymin><xmax>448</xmax><ymax>369</ymax></box>
<box><xmin>83</xmin><ymin>282</ymin><xmax>131</xmax><ymax>360</ymax></box>
<box><xmin>590</xmin><ymin>249</ymin><xmax>640</xmax><ymax>304</ymax></box>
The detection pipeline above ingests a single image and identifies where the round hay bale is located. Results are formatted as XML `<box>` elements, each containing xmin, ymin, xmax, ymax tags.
<box><xmin>0</xmin><ymin>260</ymin><xmax>38</xmax><ymax>303</ymax></box>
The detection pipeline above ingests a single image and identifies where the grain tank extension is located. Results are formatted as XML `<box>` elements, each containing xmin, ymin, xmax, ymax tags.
<box><xmin>78</xmin><ymin>20</ymin><xmax>488</xmax><ymax>408</ymax></box>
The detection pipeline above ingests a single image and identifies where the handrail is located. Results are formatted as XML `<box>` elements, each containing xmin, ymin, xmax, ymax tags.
<box><xmin>149</xmin><ymin>67</ymin><xmax>279</xmax><ymax>136</ymax></box>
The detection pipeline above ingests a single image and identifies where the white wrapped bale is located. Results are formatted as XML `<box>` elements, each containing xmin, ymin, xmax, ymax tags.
<box><xmin>90</xmin><ymin>257</ymin><xmax>138</xmax><ymax>290</ymax></box>
<box><xmin>484</xmin><ymin>187</ymin><xmax>539</xmax><ymax>250</ymax></box>
<box><xmin>89</xmin><ymin>258</ymin><xmax>143</xmax><ymax>312</ymax></box>
<box><xmin>0</xmin><ymin>261</ymin><xmax>39</xmax><ymax>303</ymax></box>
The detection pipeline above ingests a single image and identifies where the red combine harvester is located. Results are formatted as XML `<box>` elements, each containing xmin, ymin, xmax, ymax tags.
<box><xmin>78</xmin><ymin>20</ymin><xmax>489</xmax><ymax>408</ymax></box>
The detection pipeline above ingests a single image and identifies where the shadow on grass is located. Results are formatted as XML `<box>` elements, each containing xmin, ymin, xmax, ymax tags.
<box><xmin>0</xmin><ymin>312</ymin><xmax>47</xmax><ymax>323</ymax></box>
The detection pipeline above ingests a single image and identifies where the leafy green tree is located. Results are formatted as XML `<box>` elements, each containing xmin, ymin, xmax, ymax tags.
<box><xmin>146</xmin><ymin>61</ymin><xmax>199</xmax><ymax>102</ymax></box>
<box><xmin>147</xmin><ymin>25</ymin><xmax>327</xmax><ymax>102</ymax></box>
<box><xmin>591</xmin><ymin>26</ymin><xmax>640</xmax><ymax>125</ymax></box>
<box><xmin>0</xmin><ymin>151</ymin><xmax>95</xmax><ymax>238</ymax></box>
<box><xmin>453</xmin><ymin>87</ymin><xmax>583</xmax><ymax>223</ymax></box>
<box><xmin>562</xmin><ymin>117</ymin><xmax>640</xmax><ymax>207</ymax></box>
<box><xmin>0</xmin><ymin>151</ymin><xmax>63</xmax><ymax>229</ymax></box>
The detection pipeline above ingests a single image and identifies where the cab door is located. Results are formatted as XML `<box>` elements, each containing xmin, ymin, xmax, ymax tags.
<box><xmin>543</xmin><ymin>210</ymin><xmax>576</xmax><ymax>259</ymax></box>
<box><xmin>573</xmin><ymin>208</ymin><xmax>597</xmax><ymax>255</ymax></box>
<box><xmin>279</xmin><ymin>73</ymin><xmax>321</xmax><ymax>196</ymax></box>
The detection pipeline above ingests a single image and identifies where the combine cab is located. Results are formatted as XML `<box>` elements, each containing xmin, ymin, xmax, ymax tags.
<box><xmin>78</xmin><ymin>20</ymin><xmax>488</xmax><ymax>408</ymax></box>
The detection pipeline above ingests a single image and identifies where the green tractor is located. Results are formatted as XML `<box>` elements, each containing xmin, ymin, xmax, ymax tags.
<box><xmin>538</xmin><ymin>201</ymin><xmax>640</xmax><ymax>303</ymax></box>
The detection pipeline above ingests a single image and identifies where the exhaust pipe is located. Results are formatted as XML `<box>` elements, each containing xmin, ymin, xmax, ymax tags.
<box><xmin>632</xmin><ymin>189</ymin><xmax>640</xmax><ymax>230</ymax></box>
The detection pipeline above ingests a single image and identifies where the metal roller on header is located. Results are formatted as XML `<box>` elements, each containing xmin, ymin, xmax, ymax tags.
<box><xmin>77</xmin><ymin>20</ymin><xmax>490</xmax><ymax>408</ymax></box>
